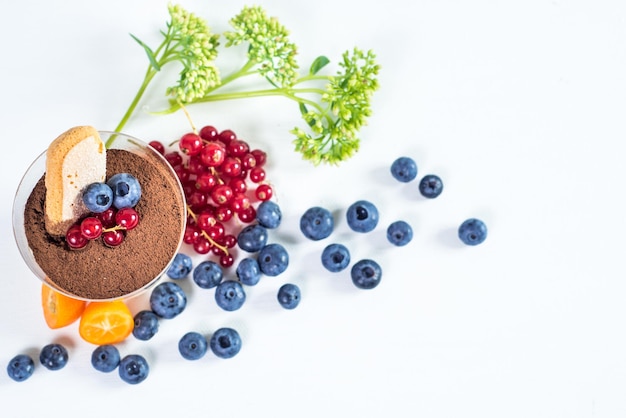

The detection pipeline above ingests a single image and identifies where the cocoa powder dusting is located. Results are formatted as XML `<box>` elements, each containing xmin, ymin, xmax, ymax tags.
<box><xmin>24</xmin><ymin>149</ymin><xmax>184</xmax><ymax>300</ymax></box>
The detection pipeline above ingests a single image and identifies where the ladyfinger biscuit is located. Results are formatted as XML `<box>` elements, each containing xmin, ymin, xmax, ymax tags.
<box><xmin>44</xmin><ymin>126</ymin><xmax>106</xmax><ymax>236</ymax></box>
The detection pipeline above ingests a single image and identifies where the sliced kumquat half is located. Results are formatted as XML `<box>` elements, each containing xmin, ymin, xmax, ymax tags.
<box><xmin>41</xmin><ymin>284</ymin><xmax>87</xmax><ymax>329</ymax></box>
<box><xmin>78</xmin><ymin>300</ymin><xmax>134</xmax><ymax>345</ymax></box>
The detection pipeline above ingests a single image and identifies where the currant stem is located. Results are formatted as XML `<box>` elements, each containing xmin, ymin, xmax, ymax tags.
<box><xmin>178</xmin><ymin>100</ymin><xmax>198</xmax><ymax>134</ymax></box>
<box><xmin>102</xmin><ymin>225</ymin><xmax>127</xmax><ymax>233</ymax></box>
<box><xmin>186</xmin><ymin>206</ymin><xmax>229</xmax><ymax>255</ymax></box>
<box><xmin>209</xmin><ymin>167</ymin><xmax>225</xmax><ymax>185</ymax></box>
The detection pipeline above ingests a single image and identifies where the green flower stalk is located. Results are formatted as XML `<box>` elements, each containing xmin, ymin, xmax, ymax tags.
<box><xmin>114</xmin><ymin>4</ymin><xmax>380</xmax><ymax>165</ymax></box>
<box><xmin>111</xmin><ymin>4</ymin><xmax>220</xmax><ymax>146</ymax></box>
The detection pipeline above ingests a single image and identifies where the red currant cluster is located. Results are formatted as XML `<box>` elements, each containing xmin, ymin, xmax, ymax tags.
<box><xmin>149</xmin><ymin>125</ymin><xmax>273</xmax><ymax>268</ymax></box>
<box><xmin>65</xmin><ymin>207</ymin><xmax>140</xmax><ymax>250</ymax></box>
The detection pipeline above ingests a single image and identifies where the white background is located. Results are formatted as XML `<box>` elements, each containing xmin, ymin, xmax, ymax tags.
<box><xmin>1</xmin><ymin>0</ymin><xmax>625</xmax><ymax>416</ymax></box>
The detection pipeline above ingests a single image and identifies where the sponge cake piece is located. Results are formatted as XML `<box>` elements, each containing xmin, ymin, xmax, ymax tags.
<box><xmin>44</xmin><ymin>126</ymin><xmax>106</xmax><ymax>237</ymax></box>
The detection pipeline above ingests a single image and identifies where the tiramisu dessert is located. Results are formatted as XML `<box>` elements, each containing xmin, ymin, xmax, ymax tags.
<box><xmin>18</xmin><ymin>126</ymin><xmax>186</xmax><ymax>301</ymax></box>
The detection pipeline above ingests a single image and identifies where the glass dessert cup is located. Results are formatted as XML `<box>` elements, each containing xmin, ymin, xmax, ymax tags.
<box><xmin>12</xmin><ymin>131</ymin><xmax>186</xmax><ymax>302</ymax></box>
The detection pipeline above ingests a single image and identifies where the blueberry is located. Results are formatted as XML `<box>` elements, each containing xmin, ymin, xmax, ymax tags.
<box><xmin>321</xmin><ymin>243</ymin><xmax>351</xmax><ymax>272</ymax></box>
<box><xmin>350</xmin><ymin>259</ymin><xmax>382</xmax><ymax>290</ymax></box>
<box><xmin>390</xmin><ymin>156</ymin><xmax>417</xmax><ymax>183</ymax></box>
<box><xmin>300</xmin><ymin>206</ymin><xmax>334</xmax><ymax>240</ymax></box>
<box><xmin>277</xmin><ymin>283</ymin><xmax>301</xmax><ymax>309</ymax></box>
<box><xmin>256</xmin><ymin>200</ymin><xmax>282</xmax><ymax>229</ymax></box>
<box><xmin>39</xmin><ymin>343</ymin><xmax>69</xmax><ymax>371</ymax></box>
<box><xmin>118</xmin><ymin>354</ymin><xmax>149</xmax><ymax>384</ymax></box>
<box><xmin>346</xmin><ymin>200</ymin><xmax>379</xmax><ymax>233</ymax></box>
<box><xmin>215</xmin><ymin>280</ymin><xmax>246</xmax><ymax>311</ymax></box>
<box><xmin>166</xmin><ymin>253</ymin><xmax>193</xmax><ymax>280</ymax></box>
<box><xmin>419</xmin><ymin>174</ymin><xmax>443</xmax><ymax>198</ymax></box>
<box><xmin>237</xmin><ymin>224</ymin><xmax>268</xmax><ymax>253</ymax></box>
<box><xmin>149</xmin><ymin>281</ymin><xmax>187</xmax><ymax>319</ymax></box>
<box><xmin>107</xmin><ymin>172</ymin><xmax>142</xmax><ymax>209</ymax></box>
<box><xmin>458</xmin><ymin>218</ymin><xmax>488</xmax><ymax>246</ymax></box>
<box><xmin>386</xmin><ymin>220</ymin><xmax>413</xmax><ymax>246</ymax></box>
<box><xmin>236</xmin><ymin>257</ymin><xmax>262</xmax><ymax>286</ymax></box>
<box><xmin>91</xmin><ymin>345</ymin><xmax>121</xmax><ymax>373</ymax></box>
<box><xmin>6</xmin><ymin>354</ymin><xmax>35</xmax><ymax>382</ymax></box>
<box><xmin>209</xmin><ymin>328</ymin><xmax>242</xmax><ymax>359</ymax></box>
<box><xmin>132</xmin><ymin>310</ymin><xmax>160</xmax><ymax>341</ymax></box>
<box><xmin>82</xmin><ymin>182</ymin><xmax>113</xmax><ymax>213</ymax></box>
<box><xmin>193</xmin><ymin>260</ymin><xmax>223</xmax><ymax>289</ymax></box>
<box><xmin>178</xmin><ymin>332</ymin><xmax>208</xmax><ymax>360</ymax></box>
<box><xmin>257</xmin><ymin>243</ymin><xmax>289</xmax><ymax>276</ymax></box>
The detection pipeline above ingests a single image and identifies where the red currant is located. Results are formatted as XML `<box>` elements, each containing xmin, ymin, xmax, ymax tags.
<box><xmin>179</xmin><ymin>133</ymin><xmax>203</xmax><ymax>156</ymax></box>
<box><xmin>199</xmin><ymin>125</ymin><xmax>218</xmax><ymax>141</ymax></box>
<box><xmin>66</xmin><ymin>224</ymin><xmax>88</xmax><ymax>250</ymax></box>
<box><xmin>251</xmin><ymin>149</ymin><xmax>267</xmax><ymax>166</ymax></box>
<box><xmin>207</xmin><ymin>222</ymin><xmax>225</xmax><ymax>241</ymax></box>
<box><xmin>218</xmin><ymin>233</ymin><xmax>237</xmax><ymax>248</ymax></box>
<box><xmin>255</xmin><ymin>184</ymin><xmax>273</xmax><ymax>201</ymax></box>
<box><xmin>241</xmin><ymin>152</ymin><xmax>257</xmax><ymax>170</ymax></box>
<box><xmin>211</xmin><ymin>184</ymin><xmax>234</xmax><ymax>206</ymax></box>
<box><xmin>187</xmin><ymin>156</ymin><xmax>207</xmax><ymax>175</ymax></box>
<box><xmin>195</xmin><ymin>172</ymin><xmax>218</xmax><ymax>192</ymax></box>
<box><xmin>200</xmin><ymin>142</ymin><xmax>226</xmax><ymax>167</ymax></box>
<box><xmin>196</xmin><ymin>211</ymin><xmax>217</xmax><ymax>231</ymax></box>
<box><xmin>80</xmin><ymin>217</ymin><xmax>103</xmax><ymax>240</ymax></box>
<box><xmin>165</xmin><ymin>151</ymin><xmax>183</xmax><ymax>167</ymax></box>
<box><xmin>220</xmin><ymin>157</ymin><xmax>242</xmax><ymax>177</ymax></box>
<box><xmin>102</xmin><ymin>230</ymin><xmax>125</xmax><ymax>247</ymax></box>
<box><xmin>149</xmin><ymin>141</ymin><xmax>165</xmax><ymax>155</ymax></box>
<box><xmin>219</xmin><ymin>253</ymin><xmax>235</xmax><ymax>268</ymax></box>
<box><xmin>183</xmin><ymin>224</ymin><xmax>201</xmax><ymax>244</ymax></box>
<box><xmin>218</xmin><ymin>129</ymin><xmax>237</xmax><ymax>145</ymax></box>
<box><xmin>249</xmin><ymin>167</ymin><xmax>266</xmax><ymax>183</ymax></box>
<box><xmin>237</xmin><ymin>169</ymin><xmax>249</xmax><ymax>180</ymax></box>
<box><xmin>193</xmin><ymin>237</ymin><xmax>212</xmax><ymax>254</ymax></box>
<box><xmin>116</xmin><ymin>208</ymin><xmax>139</xmax><ymax>230</ymax></box>
<box><xmin>215</xmin><ymin>205</ymin><xmax>234</xmax><ymax>222</ymax></box>
<box><xmin>228</xmin><ymin>178</ymin><xmax>247</xmax><ymax>194</ymax></box>
<box><xmin>211</xmin><ymin>245</ymin><xmax>226</xmax><ymax>256</ymax></box>
<box><xmin>183</xmin><ymin>180</ymin><xmax>197</xmax><ymax>198</ymax></box>
<box><xmin>222</xmin><ymin>234</ymin><xmax>237</xmax><ymax>249</ymax></box>
<box><xmin>238</xmin><ymin>205</ymin><xmax>257</xmax><ymax>223</ymax></box>
<box><xmin>96</xmin><ymin>208</ymin><xmax>117</xmax><ymax>228</ymax></box>
<box><xmin>187</xmin><ymin>191</ymin><xmax>208</xmax><ymax>211</ymax></box>
<box><xmin>230</xmin><ymin>193</ymin><xmax>250</xmax><ymax>214</ymax></box>
<box><xmin>227</xmin><ymin>139</ymin><xmax>249</xmax><ymax>158</ymax></box>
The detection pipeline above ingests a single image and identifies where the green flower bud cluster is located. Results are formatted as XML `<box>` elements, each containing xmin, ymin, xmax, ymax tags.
<box><xmin>326</xmin><ymin>49</ymin><xmax>379</xmax><ymax>132</ymax></box>
<box><xmin>165</xmin><ymin>4</ymin><xmax>221</xmax><ymax>103</ymax></box>
<box><xmin>224</xmin><ymin>6</ymin><xmax>299</xmax><ymax>88</ymax></box>
<box><xmin>293</xmin><ymin>49</ymin><xmax>380</xmax><ymax>165</ymax></box>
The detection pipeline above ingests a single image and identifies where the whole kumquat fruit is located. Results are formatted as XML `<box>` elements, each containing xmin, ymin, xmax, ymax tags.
<box><xmin>78</xmin><ymin>300</ymin><xmax>134</xmax><ymax>345</ymax></box>
<box><xmin>41</xmin><ymin>284</ymin><xmax>87</xmax><ymax>329</ymax></box>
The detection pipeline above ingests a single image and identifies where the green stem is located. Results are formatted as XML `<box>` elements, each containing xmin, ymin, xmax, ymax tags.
<box><xmin>215</xmin><ymin>60</ymin><xmax>257</xmax><ymax>88</ymax></box>
<box><xmin>194</xmin><ymin>87</ymin><xmax>325</xmax><ymax>103</ymax></box>
<box><xmin>153</xmin><ymin>85</ymin><xmax>331</xmax><ymax>129</ymax></box>
<box><xmin>294</xmin><ymin>74</ymin><xmax>331</xmax><ymax>85</ymax></box>
<box><xmin>108</xmin><ymin>69</ymin><xmax>157</xmax><ymax>147</ymax></box>
<box><xmin>108</xmin><ymin>34</ymin><xmax>176</xmax><ymax>146</ymax></box>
